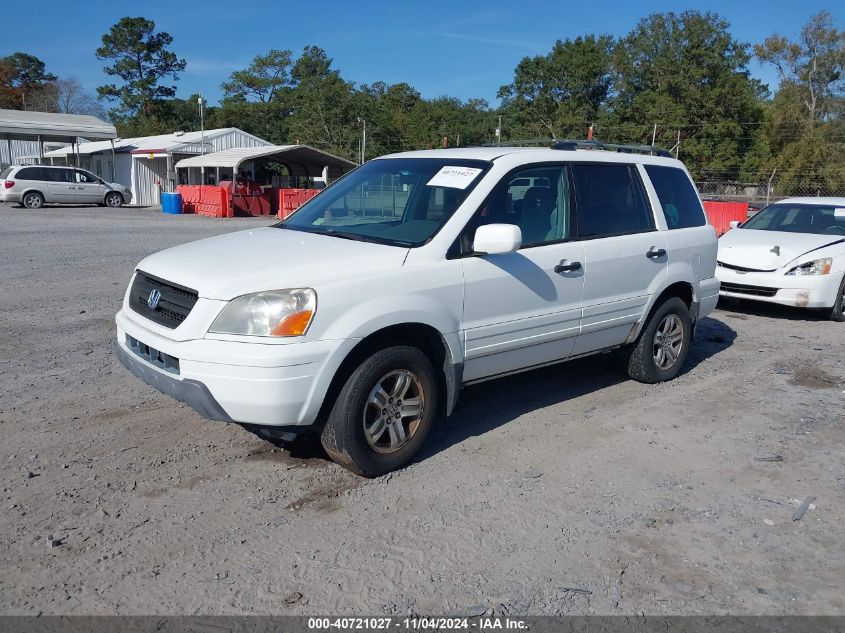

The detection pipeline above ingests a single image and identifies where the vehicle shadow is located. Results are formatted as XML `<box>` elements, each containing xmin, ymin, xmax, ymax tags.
<box><xmin>417</xmin><ymin>316</ymin><xmax>736</xmax><ymax>463</ymax></box>
<box><xmin>717</xmin><ymin>296</ymin><xmax>830</xmax><ymax>322</ymax></box>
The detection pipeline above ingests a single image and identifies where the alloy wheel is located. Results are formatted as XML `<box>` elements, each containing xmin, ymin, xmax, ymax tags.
<box><xmin>362</xmin><ymin>369</ymin><xmax>425</xmax><ymax>453</ymax></box>
<box><xmin>653</xmin><ymin>313</ymin><xmax>684</xmax><ymax>370</ymax></box>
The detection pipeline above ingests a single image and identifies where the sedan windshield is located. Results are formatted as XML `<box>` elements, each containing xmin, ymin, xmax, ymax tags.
<box><xmin>742</xmin><ymin>203</ymin><xmax>845</xmax><ymax>236</ymax></box>
<box><xmin>278</xmin><ymin>158</ymin><xmax>491</xmax><ymax>247</ymax></box>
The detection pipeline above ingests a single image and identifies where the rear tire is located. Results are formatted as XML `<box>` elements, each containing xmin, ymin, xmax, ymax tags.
<box><xmin>320</xmin><ymin>345</ymin><xmax>440</xmax><ymax>477</ymax></box>
<box><xmin>831</xmin><ymin>274</ymin><xmax>845</xmax><ymax>322</ymax></box>
<box><xmin>626</xmin><ymin>297</ymin><xmax>692</xmax><ymax>383</ymax></box>
<box><xmin>22</xmin><ymin>192</ymin><xmax>44</xmax><ymax>209</ymax></box>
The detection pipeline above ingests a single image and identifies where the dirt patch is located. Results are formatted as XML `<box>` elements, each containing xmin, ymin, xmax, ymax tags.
<box><xmin>788</xmin><ymin>364</ymin><xmax>843</xmax><ymax>389</ymax></box>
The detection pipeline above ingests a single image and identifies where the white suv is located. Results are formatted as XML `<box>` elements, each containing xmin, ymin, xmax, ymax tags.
<box><xmin>0</xmin><ymin>165</ymin><xmax>131</xmax><ymax>208</ymax></box>
<box><xmin>115</xmin><ymin>144</ymin><xmax>719</xmax><ymax>476</ymax></box>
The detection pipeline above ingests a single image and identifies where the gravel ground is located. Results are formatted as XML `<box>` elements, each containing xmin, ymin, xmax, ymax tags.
<box><xmin>1</xmin><ymin>204</ymin><xmax>843</xmax><ymax>616</ymax></box>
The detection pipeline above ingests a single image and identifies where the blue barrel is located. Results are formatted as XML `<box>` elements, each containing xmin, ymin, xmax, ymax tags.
<box><xmin>161</xmin><ymin>192</ymin><xmax>183</xmax><ymax>214</ymax></box>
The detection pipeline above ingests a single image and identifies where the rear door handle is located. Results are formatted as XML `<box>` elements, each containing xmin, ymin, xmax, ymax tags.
<box><xmin>554</xmin><ymin>261</ymin><xmax>582</xmax><ymax>273</ymax></box>
<box><xmin>647</xmin><ymin>247</ymin><xmax>667</xmax><ymax>259</ymax></box>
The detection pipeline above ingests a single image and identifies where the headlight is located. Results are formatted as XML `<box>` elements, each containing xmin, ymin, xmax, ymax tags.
<box><xmin>209</xmin><ymin>289</ymin><xmax>316</xmax><ymax>336</ymax></box>
<box><xmin>785</xmin><ymin>257</ymin><xmax>832</xmax><ymax>276</ymax></box>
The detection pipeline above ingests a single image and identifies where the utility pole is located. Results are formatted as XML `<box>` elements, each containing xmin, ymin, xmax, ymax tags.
<box><xmin>496</xmin><ymin>115</ymin><xmax>502</xmax><ymax>146</ymax></box>
<box><xmin>357</xmin><ymin>117</ymin><xmax>367</xmax><ymax>164</ymax></box>
<box><xmin>198</xmin><ymin>95</ymin><xmax>205</xmax><ymax>155</ymax></box>
<box><xmin>651</xmin><ymin>123</ymin><xmax>657</xmax><ymax>146</ymax></box>
<box><xmin>198</xmin><ymin>94</ymin><xmax>206</xmax><ymax>185</ymax></box>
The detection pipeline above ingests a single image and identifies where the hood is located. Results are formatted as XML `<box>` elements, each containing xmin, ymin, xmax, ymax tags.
<box><xmin>136</xmin><ymin>227</ymin><xmax>409</xmax><ymax>300</ymax></box>
<box><xmin>718</xmin><ymin>228</ymin><xmax>843</xmax><ymax>271</ymax></box>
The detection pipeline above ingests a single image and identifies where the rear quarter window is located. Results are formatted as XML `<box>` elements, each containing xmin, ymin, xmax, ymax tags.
<box><xmin>645</xmin><ymin>165</ymin><xmax>706</xmax><ymax>229</ymax></box>
<box><xmin>15</xmin><ymin>167</ymin><xmax>44</xmax><ymax>181</ymax></box>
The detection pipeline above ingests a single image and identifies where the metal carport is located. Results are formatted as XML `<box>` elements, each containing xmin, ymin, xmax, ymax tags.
<box><xmin>0</xmin><ymin>108</ymin><xmax>117</xmax><ymax>177</ymax></box>
<box><xmin>174</xmin><ymin>144</ymin><xmax>356</xmax><ymax>187</ymax></box>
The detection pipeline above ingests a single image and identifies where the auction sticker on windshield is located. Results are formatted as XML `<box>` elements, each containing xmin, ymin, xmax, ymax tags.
<box><xmin>835</xmin><ymin>208</ymin><xmax>845</xmax><ymax>218</ymax></box>
<box><xmin>427</xmin><ymin>166</ymin><xmax>483</xmax><ymax>189</ymax></box>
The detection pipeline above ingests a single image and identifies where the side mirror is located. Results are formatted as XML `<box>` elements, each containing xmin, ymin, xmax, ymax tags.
<box><xmin>729</xmin><ymin>220</ymin><xmax>741</xmax><ymax>230</ymax></box>
<box><xmin>473</xmin><ymin>223</ymin><xmax>522</xmax><ymax>254</ymax></box>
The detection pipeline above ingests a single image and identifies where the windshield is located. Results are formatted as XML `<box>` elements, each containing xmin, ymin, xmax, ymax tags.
<box><xmin>278</xmin><ymin>158</ymin><xmax>491</xmax><ymax>247</ymax></box>
<box><xmin>741</xmin><ymin>203</ymin><xmax>845</xmax><ymax>236</ymax></box>
<box><xmin>0</xmin><ymin>167</ymin><xmax>12</xmax><ymax>179</ymax></box>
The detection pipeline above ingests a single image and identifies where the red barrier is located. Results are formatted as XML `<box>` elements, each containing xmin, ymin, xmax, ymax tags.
<box><xmin>176</xmin><ymin>185</ymin><xmax>231</xmax><ymax>218</ymax></box>
<box><xmin>703</xmin><ymin>201</ymin><xmax>749</xmax><ymax>236</ymax></box>
<box><xmin>277</xmin><ymin>188</ymin><xmax>320</xmax><ymax>220</ymax></box>
<box><xmin>219</xmin><ymin>180</ymin><xmax>271</xmax><ymax>217</ymax></box>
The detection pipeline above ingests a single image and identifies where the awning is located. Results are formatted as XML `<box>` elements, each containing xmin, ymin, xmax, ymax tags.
<box><xmin>0</xmin><ymin>108</ymin><xmax>116</xmax><ymax>142</ymax></box>
<box><xmin>174</xmin><ymin>144</ymin><xmax>356</xmax><ymax>177</ymax></box>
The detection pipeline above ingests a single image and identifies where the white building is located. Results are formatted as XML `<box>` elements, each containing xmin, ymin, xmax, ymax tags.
<box><xmin>44</xmin><ymin>127</ymin><xmax>271</xmax><ymax>206</ymax></box>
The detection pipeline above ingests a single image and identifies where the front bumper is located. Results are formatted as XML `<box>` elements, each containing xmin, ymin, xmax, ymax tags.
<box><xmin>716</xmin><ymin>266</ymin><xmax>843</xmax><ymax>308</ymax></box>
<box><xmin>115</xmin><ymin>308</ymin><xmax>358</xmax><ymax>427</ymax></box>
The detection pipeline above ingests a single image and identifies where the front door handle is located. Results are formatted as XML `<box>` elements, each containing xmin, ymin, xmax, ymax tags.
<box><xmin>647</xmin><ymin>247</ymin><xmax>667</xmax><ymax>259</ymax></box>
<box><xmin>554</xmin><ymin>260</ymin><xmax>582</xmax><ymax>273</ymax></box>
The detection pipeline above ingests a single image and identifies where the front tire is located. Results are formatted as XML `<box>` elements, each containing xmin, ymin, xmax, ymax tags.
<box><xmin>320</xmin><ymin>345</ymin><xmax>440</xmax><ymax>477</ymax></box>
<box><xmin>22</xmin><ymin>192</ymin><xmax>44</xmax><ymax>209</ymax></box>
<box><xmin>626</xmin><ymin>297</ymin><xmax>692</xmax><ymax>383</ymax></box>
<box><xmin>104</xmin><ymin>192</ymin><xmax>124</xmax><ymax>208</ymax></box>
<box><xmin>831</xmin><ymin>274</ymin><xmax>845</xmax><ymax>322</ymax></box>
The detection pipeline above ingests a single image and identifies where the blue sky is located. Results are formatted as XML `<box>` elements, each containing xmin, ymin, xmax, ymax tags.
<box><xmin>4</xmin><ymin>0</ymin><xmax>840</xmax><ymax>107</ymax></box>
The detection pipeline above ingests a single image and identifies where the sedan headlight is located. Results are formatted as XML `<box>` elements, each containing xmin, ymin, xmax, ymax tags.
<box><xmin>209</xmin><ymin>289</ymin><xmax>316</xmax><ymax>336</ymax></box>
<box><xmin>785</xmin><ymin>257</ymin><xmax>832</xmax><ymax>276</ymax></box>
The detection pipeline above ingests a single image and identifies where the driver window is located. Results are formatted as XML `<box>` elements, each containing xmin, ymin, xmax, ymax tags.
<box><xmin>74</xmin><ymin>171</ymin><xmax>98</xmax><ymax>183</ymax></box>
<box><xmin>467</xmin><ymin>165</ymin><xmax>570</xmax><ymax>250</ymax></box>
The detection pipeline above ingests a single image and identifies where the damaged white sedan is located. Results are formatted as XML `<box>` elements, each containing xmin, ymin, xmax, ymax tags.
<box><xmin>716</xmin><ymin>197</ymin><xmax>845</xmax><ymax>321</ymax></box>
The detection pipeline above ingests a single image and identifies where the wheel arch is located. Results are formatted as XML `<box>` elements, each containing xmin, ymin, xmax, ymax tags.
<box><xmin>314</xmin><ymin>322</ymin><xmax>462</xmax><ymax>429</ymax></box>
<box><xmin>626</xmin><ymin>280</ymin><xmax>696</xmax><ymax>344</ymax></box>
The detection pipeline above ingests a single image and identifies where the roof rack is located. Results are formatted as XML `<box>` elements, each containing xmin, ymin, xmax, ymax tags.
<box><xmin>551</xmin><ymin>139</ymin><xmax>672</xmax><ymax>158</ymax></box>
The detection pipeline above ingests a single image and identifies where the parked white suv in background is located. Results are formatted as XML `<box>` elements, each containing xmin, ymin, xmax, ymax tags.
<box><xmin>115</xmin><ymin>142</ymin><xmax>719</xmax><ymax>476</ymax></box>
<box><xmin>0</xmin><ymin>164</ymin><xmax>131</xmax><ymax>208</ymax></box>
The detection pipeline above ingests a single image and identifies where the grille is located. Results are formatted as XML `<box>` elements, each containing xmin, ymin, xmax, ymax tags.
<box><xmin>717</xmin><ymin>261</ymin><xmax>776</xmax><ymax>273</ymax></box>
<box><xmin>128</xmin><ymin>271</ymin><xmax>199</xmax><ymax>329</ymax></box>
<box><xmin>125</xmin><ymin>334</ymin><xmax>180</xmax><ymax>374</ymax></box>
<box><xmin>720</xmin><ymin>282</ymin><xmax>778</xmax><ymax>297</ymax></box>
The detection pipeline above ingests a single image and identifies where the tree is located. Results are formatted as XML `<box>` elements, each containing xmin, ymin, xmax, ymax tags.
<box><xmin>755</xmin><ymin>11</ymin><xmax>845</xmax><ymax>124</ymax></box>
<box><xmin>96</xmin><ymin>17</ymin><xmax>186</xmax><ymax>118</ymax></box>
<box><xmin>0</xmin><ymin>52</ymin><xmax>56</xmax><ymax>110</ymax></box>
<box><xmin>287</xmin><ymin>46</ymin><xmax>358</xmax><ymax>157</ymax></box>
<box><xmin>222</xmin><ymin>49</ymin><xmax>293</xmax><ymax>103</ymax></box>
<box><xmin>48</xmin><ymin>78</ymin><xmax>107</xmax><ymax>117</ymax></box>
<box><xmin>755</xmin><ymin>12</ymin><xmax>845</xmax><ymax>194</ymax></box>
<box><xmin>498</xmin><ymin>35</ymin><xmax>615</xmax><ymax>139</ymax></box>
<box><xmin>610</xmin><ymin>11</ymin><xmax>766</xmax><ymax>179</ymax></box>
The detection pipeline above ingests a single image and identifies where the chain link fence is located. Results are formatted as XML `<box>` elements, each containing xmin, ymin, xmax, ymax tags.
<box><xmin>694</xmin><ymin>177</ymin><xmax>845</xmax><ymax>211</ymax></box>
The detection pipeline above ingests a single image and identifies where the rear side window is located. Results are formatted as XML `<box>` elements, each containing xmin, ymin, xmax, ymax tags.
<box><xmin>645</xmin><ymin>165</ymin><xmax>706</xmax><ymax>229</ymax></box>
<box><xmin>572</xmin><ymin>163</ymin><xmax>654</xmax><ymax>238</ymax></box>
<box><xmin>16</xmin><ymin>167</ymin><xmax>44</xmax><ymax>181</ymax></box>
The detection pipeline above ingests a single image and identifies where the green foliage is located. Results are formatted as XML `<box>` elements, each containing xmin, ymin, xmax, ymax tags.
<box><xmin>498</xmin><ymin>35</ymin><xmax>614</xmax><ymax>139</ymax></box>
<box><xmin>755</xmin><ymin>11</ymin><xmax>845</xmax><ymax>194</ymax></box>
<box><xmin>96</xmin><ymin>17</ymin><xmax>186</xmax><ymax>119</ymax></box>
<box><xmin>221</xmin><ymin>49</ymin><xmax>292</xmax><ymax>103</ymax></box>
<box><xmin>608</xmin><ymin>11</ymin><xmax>766</xmax><ymax>180</ymax></box>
